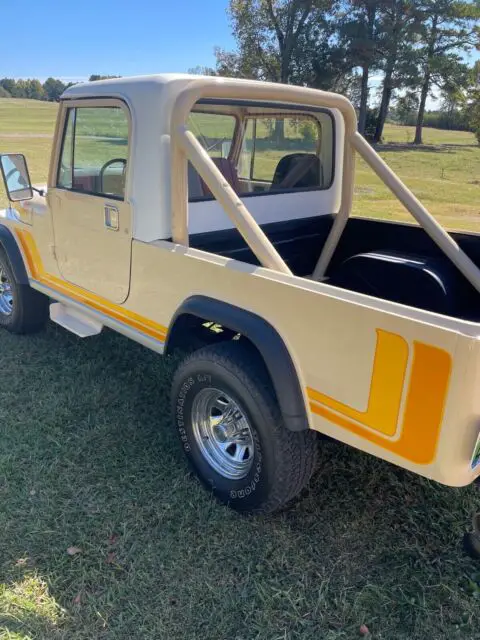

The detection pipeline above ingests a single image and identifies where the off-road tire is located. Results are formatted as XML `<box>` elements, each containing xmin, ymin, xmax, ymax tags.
<box><xmin>171</xmin><ymin>341</ymin><xmax>318</xmax><ymax>514</ymax></box>
<box><xmin>0</xmin><ymin>247</ymin><xmax>49</xmax><ymax>334</ymax></box>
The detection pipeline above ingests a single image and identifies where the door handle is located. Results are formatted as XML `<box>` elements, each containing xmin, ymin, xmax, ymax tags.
<box><xmin>104</xmin><ymin>205</ymin><xmax>119</xmax><ymax>231</ymax></box>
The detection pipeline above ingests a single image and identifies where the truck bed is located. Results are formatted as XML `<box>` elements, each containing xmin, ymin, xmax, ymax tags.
<box><xmin>189</xmin><ymin>215</ymin><xmax>480</xmax><ymax>321</ymax></box>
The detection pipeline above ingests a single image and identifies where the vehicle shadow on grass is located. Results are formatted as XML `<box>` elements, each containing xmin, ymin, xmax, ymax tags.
<box><xmin>1</xmin><ymin>326</ymin><xmax>479</xmax><ymax>639</ymax></box>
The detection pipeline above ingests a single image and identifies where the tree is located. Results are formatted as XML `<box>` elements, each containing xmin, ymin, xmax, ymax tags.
<box><xmin>216</xmin><ymin>0</ymin><xmax>334</xmax><ymax>140</ymax></box>
<box><xmin>43</xmin><ymin>77</ymin><xmax>66</xmax><ymax>101</ymax></box>
<box><xmin>395</xmin><ymin>91</ymin><xmax>419</xmax><ymax>124</ymax></box>
<box><xmin>187</xmin><ymin>66</ymin><xmax>217</xmax><ymax>76</ymax></box>
<box><xmin>0</xmin><ymin>78</ymin><xmax>16</xmax><ymax>95</ymax></box>
<box><xmin>24</xmin><ymin>79</ymin><xmax>45</xmax><ymax>100</ymax></box>
<box><xmin>216</xmin><ymin>0</ymin><xmax>333</xmax><ymax>82</ymax></box>
<box><xmin>0</xmin><ymin>86</ymin><xmax>10</xmax><ymax>98</ymax></box>
<box><xmin>413</xmin><ymin>0</ymin><xmax>480</xmax><ymax>144</ymax></box>
<box><xmin>339</xmin><ymin>0</ymin><xmax>380</xmax><ymax>134</ymax></box>
<box><xmin>464</xmin><ymin>60</ymin><xmax>480</xmax><ymax>143</ymax></box>
<box><xmin>372</xmin><ymin>0</ymin><xmax>421</xmax><ymax>142</ymax></box>
<box><xmin>88</xmin><ymin>75</ymin><xmax>121</xmax><ymax>81</ymax></box>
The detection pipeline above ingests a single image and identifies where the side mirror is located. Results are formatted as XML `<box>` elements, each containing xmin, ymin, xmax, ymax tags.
<box><xmin>0</xmin><ymin>154</ymin><xmax>33</xmax><ymax>202</ymax></box>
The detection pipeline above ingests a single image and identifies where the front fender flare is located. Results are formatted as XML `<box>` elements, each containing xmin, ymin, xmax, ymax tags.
<box><xmin>0</xmin><ymin>224</ymin><xmax>29</xmax><ymax>284</ymax></box>
<box><xmin>166</xmin><ymin>296</ymin><xmax>310</xmax><ymax>432</ymax></box>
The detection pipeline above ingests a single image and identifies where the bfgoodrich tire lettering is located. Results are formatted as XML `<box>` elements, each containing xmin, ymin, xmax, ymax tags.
<box><xmin>171</xmin><ymin>341</ymin><xmax>318</xmax><ymax>514</ymax></box>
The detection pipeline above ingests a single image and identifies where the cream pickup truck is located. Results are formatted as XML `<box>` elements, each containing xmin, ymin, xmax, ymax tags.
<box><xmin>2</xmin><ymin>74</ymin><xmax>480</xmax><ymax>514</ymax></box>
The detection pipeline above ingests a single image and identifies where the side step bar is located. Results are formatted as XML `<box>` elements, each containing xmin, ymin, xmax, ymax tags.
<box><xmin>50</xmin><ymin>302</ymin><xmax>103</xmax><ymax>338</ymax></box>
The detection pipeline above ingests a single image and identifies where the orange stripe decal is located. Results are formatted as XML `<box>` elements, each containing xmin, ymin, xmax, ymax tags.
<box><xmin>15</xmin><ymin>229</ymin><xmax>167</xmax><ymax>342</ymax></box>
<box><xmin>308</xmin><ymin>337</ymin><xmax>452</xmax><ymax>465</ymax></box>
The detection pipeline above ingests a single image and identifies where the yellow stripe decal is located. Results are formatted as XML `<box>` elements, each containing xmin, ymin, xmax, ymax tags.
<box><xmin>15</xmin><ymin>229</ymin><xmax>167</xmax><ymax>342</ymax></box>
<box><xmin>309</xmin><ymin>329</ymin><xmax>408</xmax><ymax>437</ymax></box>
<box><xmin>308</xmin><ymin>336</ymin><xmax>452</xmax><ymax>465</ymax></box>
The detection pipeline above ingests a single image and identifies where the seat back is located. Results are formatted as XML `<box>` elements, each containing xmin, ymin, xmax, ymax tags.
<box><xmin>200</xmin><ymin>157</ymin><xmax>240</xmax><ymax>197</ymax></box>
<box><xmin>271</xmin><ymin>153</ymin><xmax>322</xmax><ymax>190</ymax></box>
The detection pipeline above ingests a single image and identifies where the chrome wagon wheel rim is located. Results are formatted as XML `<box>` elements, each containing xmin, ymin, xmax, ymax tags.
<box><xmin>0</xmin><ymin>265</ymin><xmax>13</xmax><ymax>316</ymax></box>
<box><xmin>191</xmin><ymin>388</ymin><xmax>255</xmax><ymax>480</ymax></box>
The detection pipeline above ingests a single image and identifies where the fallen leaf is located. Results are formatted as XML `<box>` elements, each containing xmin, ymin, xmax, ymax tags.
<box><xmin>106</xmin><ymin>552</ymin><xmax>115</xmax><ymax>564</ymax></box>
<box><xmin>73</xmin><ymin>593</ymin><xmax>81</xmax><ymax>605</ymax></box>
<box><xmin>360</xmin><ymin>624</ymin><xmax>370</xmax><ymax>636</ymax></box>
<box><xmin>66</xmin><ymin>546</ymin><xmax>82</xmax><ymax>556</ymax></box>
<box><xmin>108</xmin><ymin>533</ymin><xmax>118</xmax><ymax>545</ymax></box>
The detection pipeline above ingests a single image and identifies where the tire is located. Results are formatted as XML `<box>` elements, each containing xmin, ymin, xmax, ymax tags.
<box><xmin>171</xmin><ymin>341</ymin><xmax>318</xmax><ymax>514</ymax></box>
<box><xmin>0</xmin><ymin>247</ymin><xmax>49</xmax><ymax>334</ymax></box>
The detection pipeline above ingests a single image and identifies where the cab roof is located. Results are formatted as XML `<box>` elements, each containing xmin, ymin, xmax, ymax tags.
<box><xmin>61</xmin><ymin>73</ymin><xmax>263</xmax><ymax>102</ymax></box>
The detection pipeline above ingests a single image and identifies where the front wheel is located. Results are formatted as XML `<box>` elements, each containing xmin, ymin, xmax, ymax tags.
<box><xmin>0</xmin><ymin>248</ymin><xmax>48</xmax><ymax>334</ymax></box>
<box><xmin>171</xmin><ymin>342</ymin><xmax>318</xmax><ymax>514</ymax></box>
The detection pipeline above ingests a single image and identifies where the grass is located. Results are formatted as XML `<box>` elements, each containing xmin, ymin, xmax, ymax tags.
<box><xmin>2</xmin><ymin>327</ymin><xmax>480</xmax><ymax>639</ymax></box>
<box><xmin>1</xmin><ymin>99</ymin><xmax>480</xmax><ymax>639</ymax></box>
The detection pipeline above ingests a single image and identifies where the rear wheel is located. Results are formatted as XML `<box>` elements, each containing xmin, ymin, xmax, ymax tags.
<box><xmin>0</xmin><ymin>248</ymin><xmax>48</xmax><ymax>334</ymax></box>
<box><xmin>171</xmin><ymin>341</ymin><xmax>318</xmax><ymax>514</ymax></box>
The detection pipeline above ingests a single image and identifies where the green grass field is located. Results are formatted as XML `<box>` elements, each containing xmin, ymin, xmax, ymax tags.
<box><xmin>1</xmin><ymin>99</ymin><xmax>480</xmax><ymax>639</ymax></box>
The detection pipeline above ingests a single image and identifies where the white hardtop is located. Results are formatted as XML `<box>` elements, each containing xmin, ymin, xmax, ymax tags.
<box><xmin>60</xmin><ymin>74</ymin><xmax>344</xmax><ymax>243</ymax></box>
<box><xmin>61</xmin><ymin>73</ymin><xmax>272</xmax><ymax>103</ymax></box>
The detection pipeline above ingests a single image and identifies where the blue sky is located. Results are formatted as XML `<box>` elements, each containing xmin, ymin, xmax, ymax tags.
<box><xmin>3</xmin><ymin>0</ymin><xmax>235</xmax><ymax>81</ymax></box>
<box><xmin>3</xmin><ymin>0</ymin><xmax>477</xmax><ymax>99</ymax></box>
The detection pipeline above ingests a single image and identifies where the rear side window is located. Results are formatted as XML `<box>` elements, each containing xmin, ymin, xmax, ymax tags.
<box><xmin>188</xmin><ymin>112</ymin><xmax>236</xmax><ymax>158</ymax></box>
<box><xmin>57</xmin><ymin>105</ymin><xmax>129</xmax><ymax>200</ymax></box>
<box><xmin>187</xmin><ymin>107</ymin><xmax>334</xmax><ymax>201</ymax></box>
<box><xmin>238</xmin><ymin>115</ymin><xmax>332</xmax><ymax>191</ymax></box>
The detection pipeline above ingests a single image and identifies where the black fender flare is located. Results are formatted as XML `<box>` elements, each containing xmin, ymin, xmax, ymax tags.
<box><xmin>166</xmin><ymin>296</ymin><xmax>310</xmax><ymax>432</ymax></box>
<box><xmin>0</xmin><ymin>224</ymin><xmax>29</xmax><ymax>284</ymax></box>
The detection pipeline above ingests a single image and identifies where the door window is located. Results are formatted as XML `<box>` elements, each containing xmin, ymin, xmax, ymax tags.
<box><xmin>57</xmin><ymin>106</ymin><xmax>129</xmax><ymax>199</ymax></box>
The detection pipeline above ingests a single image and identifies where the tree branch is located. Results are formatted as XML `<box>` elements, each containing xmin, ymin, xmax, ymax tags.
<box><xmin>265</xmin><ymin>0</ymin><xmax>285</xmax><ymax>50</ymax></box>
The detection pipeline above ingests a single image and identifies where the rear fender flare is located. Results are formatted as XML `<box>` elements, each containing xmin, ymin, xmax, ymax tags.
<box><xmin>166</xmin><ymin>296</ymin><xmax>310</xmax><ymax>432</ymax></box>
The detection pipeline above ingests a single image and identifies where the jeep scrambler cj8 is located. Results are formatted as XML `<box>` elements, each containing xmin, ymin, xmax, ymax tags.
<box><xmin>2</xmin><ymin>74</ymin><xmax>480</xmax><ymax>514</ymax></box>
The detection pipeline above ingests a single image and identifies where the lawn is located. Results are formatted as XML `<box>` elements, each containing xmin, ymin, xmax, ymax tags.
<box><xmin>1</xmin><ymin>99</ymin><xmax>480</xmax><ymax>639</ymax></box>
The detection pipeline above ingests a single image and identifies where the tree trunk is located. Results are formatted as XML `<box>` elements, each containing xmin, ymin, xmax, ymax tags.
<box><xmin>414</xmin><ymin>16</ymin><xmax>437</xmax><ymax>145</ymax></box>
<box><xmin>358</xmin><ymin>65</ymin><xmax>369</xmax><ymax>135</ymax></box>
<box><xmin>274</xmin><ymin>59</ymin><xmax>289</xmax><ymax>144</ymax></box>
<box><xmin>373</xmin><ymin>66</ymin><xmax>394</xmax><ymax>143</ymax></box>
<box><xmin>414</xmin><ymin>73</ymin><xmax>430</xmax><ymax>144</ymax></box>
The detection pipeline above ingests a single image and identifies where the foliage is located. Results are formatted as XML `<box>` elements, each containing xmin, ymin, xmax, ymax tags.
<box><xmin>412</xmin><ymin>0</ymin><xmax>480</xmax><ymax>144</ymax></box>
<box><xmin>467</xmin><ymin>88</ymin><xmax>480</xmax><ymax>144</ymax></box>
<box><xmin>88</xmin><ymin>75</ymin><xmax>121</xmax><ymax>82</ymax></box>
<box><xmin>0</xmin><ymin>77</ymin><xmax>66</xmax><ymax>101</ymax></box>
<box><xmin>215</xmin><ymin>0</ymin><xmax>479</xmax><ymax>142</ymax></box>
<box><xmin>216</xmin><ymin>0</ymin><xmax>334</xmax><ymax>83</ymax></box>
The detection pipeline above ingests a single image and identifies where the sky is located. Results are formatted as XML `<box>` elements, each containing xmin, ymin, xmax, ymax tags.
<box><xmin>3</xmin><ymin>0</ymin><xmax>235</xmax><ymax>82</ymax></box>
<box><xmin>3</xmin><ymin>0</ymin><xmax>478</xmax><ymax>104</ymax></box>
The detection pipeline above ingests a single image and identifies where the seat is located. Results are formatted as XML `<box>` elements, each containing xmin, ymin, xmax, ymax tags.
<box><xmin>188</xmin><ymin>161</ymin><xmax>203</xmax><ymax>199</ymax></box>
<box><xmin>271</xmin><ymin>153</ymin><xmax>322</xmax><ymax>190</ymax></box>
<box><xmin>199</xmin><ymin>157</ymin><xmax>241</xmax><ymax>197</ymax></box>
<box><xmin>328</xmin><ymin>250</ymin><xmax>459</xmax><ymax>315</ymax></box>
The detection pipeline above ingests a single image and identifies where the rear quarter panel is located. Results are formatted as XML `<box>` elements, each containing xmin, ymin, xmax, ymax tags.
<box><xmin>128</xmin><ymin>239</ymin><xmax>480</xmax><ymax>487</ymax></box>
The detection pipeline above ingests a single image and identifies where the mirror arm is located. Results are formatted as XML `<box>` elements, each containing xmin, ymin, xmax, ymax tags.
<box><xmin>32</xmin><ymin>187</ymin><xmax>45</xmax><ymax>197</ymax></box>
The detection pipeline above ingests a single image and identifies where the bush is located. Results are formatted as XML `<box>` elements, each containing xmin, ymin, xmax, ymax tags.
<box><xmin>0</xmin><ymin>86</ymin><xmax>11</xmax><ymax>98</ymax></box>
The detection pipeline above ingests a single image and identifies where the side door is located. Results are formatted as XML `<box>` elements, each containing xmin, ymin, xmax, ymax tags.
<box><xmin>48</xmin><ymin>99</ymin><xmax>132</xmax><ymax>304</ymax></box>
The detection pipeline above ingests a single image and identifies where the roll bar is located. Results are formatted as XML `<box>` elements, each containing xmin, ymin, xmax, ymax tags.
<box><xmin>170</xmin><ymin>78</ymin><xmax>480</xmax><ymax>294</ymax></box>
